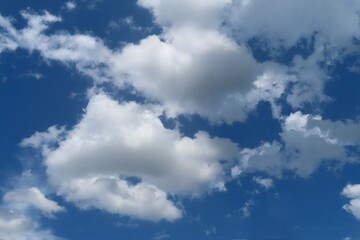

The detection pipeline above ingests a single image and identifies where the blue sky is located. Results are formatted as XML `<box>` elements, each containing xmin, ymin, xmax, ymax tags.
<box><xmin>1</xmin><ymin>1</ymin><xmax>360</xmax><ymax>240</ymax></box>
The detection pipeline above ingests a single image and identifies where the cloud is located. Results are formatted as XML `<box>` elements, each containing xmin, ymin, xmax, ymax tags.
<box><xmin>1</xmin><ymin>2</ymin><xmax>359</xmax><ymax>123</ymax></box>
<box><xmin>342</xmin><ymin>184</ymin><xmax>360</xmax><ymax>220</ymax></box>
<box><xmin>234</xmin><ymin>112</ymin><xmax>360</xmax><ymax>177</ymax></box>
<box><xmin>226</xmin><ymin>0</ymin><xmax>360</xmax><ymax>109</ymax></box>
<box><xmin>20</xmin><ymin>125</ymin><xmax>66</xmax><ymax>156</ymax></box>
<box><xmin>106</xmin><ymin>16</ymin><xmax>153</xmax><ymax>38</ymax></box>
<box><xmin>0</xmin><ymin>209</ymin><xmax>62</xmax><ymax>240</ymax></box>
<box><xmin>20</xmin><ymin>72</ymin><xmax>44</xmax><ymax>80</ymax></box>
<box><xmin>0</xmin><ymin>9</ymin><xmax>300</xmax><ymax>123</ymax></box>
<box><xmin>253</xmin><ymin>177</ymin><xmax>273</xmax><ymax>189</ymax></box>
<box><xmin>3</xmin><ymin>187</ymin><xmax>64</xmax><ymax>218</ymax></box>
<box><xmin>58</xmin><ymin>176</ymin><xmax>181</xmax><ymax>222</ymax></box>
<box><xmin>0</xmin><ymin>15</ymin><xmax>19</xmax><ymax>53</ymax></box>
<box><xmin>112</xmin><ymin>26</ymin><xmax>269</xmax><ymax>123</ymax></box>
<box><xmin>0</xmin><ymin>10</ymin><xmax>113</xmax><ymax>81</ymax></box>
<box><xmin>2</xmin><ymin>2</ymin><xmax>356</xmax><ymax>123</ymax></box>
<box><xmin>280</xmin><ymin>112</ymin><xmax>360</xmax><ymax>176</ymax></box>
<box><xmin>2</xmin><ymin>0</ymin><xmax>360</xmax><ymax>224</ymax></box>
<box><xmin>22</xmin><ymin>93</ymin><xmax>240</xmax><ymax>221</ymax></box>
<box><xmin>20</xmin><ymin>125</ymin><xmax>65</xmax><ymax>149</ymax></box>
<box><xmin>228</xmin><ymin>0</ymin><xmax>360</xmax><ymax>49</ymax></box>
<box><xmin>137</xmin><ymin>0</ymin><xmax>231</xmax><ymax>28</ymax></box>
<box><xmin>64</xmin><ymin>1</ymin><xmax>76</xmax><ymax>11</ymax></box>
<box><xmin>240</xmin><ymin>199</ymin><xmax>255</xmax><ymax>218</ymax></box>
<box><xmin>137</xmin><ymin>0</ymin><xmax>360</xmax><ymax>112</ymax></box>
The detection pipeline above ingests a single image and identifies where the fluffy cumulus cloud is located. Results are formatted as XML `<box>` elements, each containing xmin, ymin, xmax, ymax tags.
<box><xmin>111</xmin><ymin>26</ymin><xmax>282</xmax><ymax>122</ymax></box>
<box><xmin>3</xmin><ymin>187</ymin><xmax>64</xmax><ymax>217</ymax></box>
<box><xmin>0</xmin><ymin>4</ymin><xmax>310</xmax><ymax>123</ymax></box>
<box><xmin>60</xmin><ymin>176</ymin><xmax>181</xmax><ymax>222</ymax></box>
<box><xmin>234</xmin><ymin>112</ymin><xmax>360</xmax><ymax>177</ymax></box>
<box><xmin>22</xmin><ymin>94</ymin><xmax>240</xmax><ymax>221</ymax></box>
<box><xmin>2</xmin><ymin>0</ymin><xmax>360</xmax><ymax>224</ymax></box>
<box><xmin>0</xmin><ymin>0</ymin><xmax>359</xmax><ymax>122</ymax></box>
<box><xmin>228</xmin><ymin>0</ymin><xmax>360</xmax><ymax>49</ymax></box>
<box><xmin>227</xmin><ymin>0</ymin><xmax>360</xmax><ymax>108</ymax></box>
<box><xmin>0</xmin><ymin>209</ymin><xmax>61</xmax><ymax>240</ymax></box>
<box><xmin>342</xmin><ymin>184</ymin><xmax>360</xmax><ymax>220</ymax></box>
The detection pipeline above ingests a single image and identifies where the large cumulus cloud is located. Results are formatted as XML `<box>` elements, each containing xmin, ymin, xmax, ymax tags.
<box><xmin>2</xmin><ymin>0</ymin><xmax>360</xmax><ymax>225</ymax></box>
<box><xmin>21</xmin><ymin>94</ymin><xmax>240</xmax><ymax>221</ymax></box>
<box><xmin>233</xmin><ymin>112</ymin><xmax>360</xmax><ymax>177</ymax></box>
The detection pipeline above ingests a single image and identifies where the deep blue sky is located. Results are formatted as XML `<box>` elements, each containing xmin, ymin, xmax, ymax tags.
<box><xmin>1</xmin><ymin>1</ymin><xmax>360</xmax><ymax>240</ymax></box>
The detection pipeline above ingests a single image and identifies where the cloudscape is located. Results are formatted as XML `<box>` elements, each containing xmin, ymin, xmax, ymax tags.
<box><xmin>1</xmin><ymin>0</ymin><xmax>360</xmax><ymax>239</ymax></box>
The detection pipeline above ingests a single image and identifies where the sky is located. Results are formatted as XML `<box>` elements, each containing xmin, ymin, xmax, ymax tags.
<box><xmin>1</xmin><ymin>0</ymin><xmax>360</xmax><ymax>240</ymax></box>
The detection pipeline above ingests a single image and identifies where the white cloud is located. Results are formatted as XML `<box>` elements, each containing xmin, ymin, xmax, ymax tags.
<box><xmin>0</xmin><ymin>209</ymin><xmax>61</xmax><ymax>240</ymax></box>
<box><xmin>0</xmin><ymin>15</ymin><xmax>18</xmax><ymax>53</ymax></box>
<box><xmin>343</xmin><ymin>184</ymin><xmax>360</xmax><ymax>199</ymax></box>
<box><xmin>237</xmin><ymin>142</ymin><xmax>283</xmax><ymax>177</ymax></box>
<box><xmin>281</xmin><ymin>112</ymin><xmax>360</xmax><ymax>176</ymax></box>
<box><xmin>111</xmin><ymin>26</ymin><xmax>269</xmax><ymax>123</ymax></box>
<box><xmin>18</xmin><ymin>96</ymin><xmax>358</xmax><ymax>222</ymax></box>
<box><xmin>253</xmin><ymin>177</ymin><xmax>273</xmax><ymax>189</ymax></box>
<box><xmin>234</xmin><ymin>112</ymin><xmax>360</xmax><ymax>177</ymax></box>
<box><xmin>228</xmin><ymin>0</ymin><xmax>360</xmax><ymax>49</ymax></box>
<box><xmin>20</xmin><ymin>125</ymin><xmax>66</xmax><ymax>156</ymax></box>
<box><xmin>0</xmin><ymin>11</ymin><xmax>113</xmax><ymax>82</ymax></box>
<box><xmin>1</xmin><ymin>1</ymin><xmax>360</xmax><ymax>224</ymax></box>
<box><xmin>2</xmin><ymin>2</ymin><xmax>355</xmax><ymax>123</ymax></box>
<box><xmin>3</xmin><ymin>187</ymin><xmax>64</xmax><ymax>218</ymax></box>
<box><xmin>226</xmin><ymin>0</ymin><xmax>360</xmax><ymax>109</ymax></box>
<box><xmin>22</xmin><ymin>93</ymin><xmax>240</xmax><ymax>221</ymax></box>
<box><xmin>240</xmin><ymin>199</ymin><xmax>254</xmax><ymax>218</ymax></box>
<box><xmin>121</xmin><ymin>16</ymin><xmax>142</xmax><ymax>31</ymax></box>
<box><xmin>64</xmin><ymin>1</ymin><xmax>76</xmax><ymax>11</ymax></box>
<box><xmin>0</xmin><ymin>9</ymin><xmax>301</xmax><ymax>123</ymax></box>
<box><xmin>137</xmin><ymin>0</ymin><xmax>231</xmax><ymax>28</ymax></box>
<box><xmin>107</xmin><ymin>16</ymin><xmax>145</xmax><ymax>33</ymax></box>
<box><xmin>342</xmin><ymin>184</ymin><xmax>360</xmax><ymax>220</ymax></box>
<box><xmin>0</xmin><ymin>1</ymin><xmax>359</xmax><ymax>123</ymax></box>
<box><xmin>59</xmin><ymin>176</ymin><xmax>181</xmax><ymax>222</ymax></box>
<box><xmin>20</xmin><ymin>125</ymin><xmax>65</xmax><ymax>148</ymax></box>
